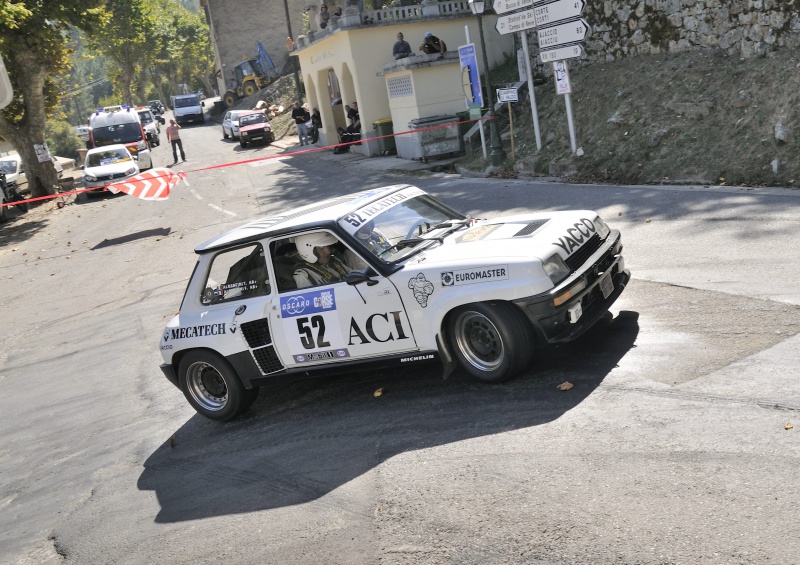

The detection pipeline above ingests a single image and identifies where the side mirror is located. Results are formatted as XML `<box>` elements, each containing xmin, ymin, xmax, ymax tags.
<box><xmin>345</xmin><ymin>269</ymin><xmax>379</xmax><ymax>286</ymax></box>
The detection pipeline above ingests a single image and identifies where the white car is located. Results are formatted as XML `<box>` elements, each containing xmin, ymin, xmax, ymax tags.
<box><xmin>137</xmin><ymin>107</ymin><xmax>164</xmax><ymax>147</ymax></box>
<box><xmin>158</xmin><ymin>184</ymin><xmax>630</xmax><ymax>421</ymax></box>
<box><xmin>222</xmin><ymin>109</ymin><xmax>252</xmax><ymax>140</ymax></box>
<box><xmin>82</xmin><ymin>144</ymin><xmax>140</xmax><ymax>197</ymax></box>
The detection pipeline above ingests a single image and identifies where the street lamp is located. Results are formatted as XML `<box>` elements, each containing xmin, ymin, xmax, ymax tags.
<box><xmin>469</xmin><ymin>0</ymin><xmax>506</xmax><ymax>166</ymax></box>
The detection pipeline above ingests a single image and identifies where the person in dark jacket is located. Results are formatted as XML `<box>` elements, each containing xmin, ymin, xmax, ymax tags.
<box><xmin>393</xmin><ymin>32</ymin><xmax>412</xmax><ymax>59</ymax></box>
<box><xmin>419</xmin><ymin>32</ymin><xmax>446</xmax><ymax>58</ymax></box>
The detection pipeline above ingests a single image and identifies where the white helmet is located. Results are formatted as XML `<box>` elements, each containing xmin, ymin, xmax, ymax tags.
<box><xmin>295</xmin><ymin>232</ymin><xmax>338</xmax><ymax>263</ymax></box>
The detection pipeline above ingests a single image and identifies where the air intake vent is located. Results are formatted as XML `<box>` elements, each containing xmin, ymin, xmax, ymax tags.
<box><xmin>564</xmin><ymin>234</ymin><xmax>603</xmax><ymax>272</ymax></box>
<box><xmin>252</xmin><ymin>345</ymin><xmax>283</xmax><ymax>374</ymax></box>
<box><xmin>513</xmin><ymin>220</ymin><xmax>549</xmax><ymax>237</ymax></box>
<box><xmin>241</xmin><ymin>319</ymin><xmax>272</xmax><ymax>348</ymax></box>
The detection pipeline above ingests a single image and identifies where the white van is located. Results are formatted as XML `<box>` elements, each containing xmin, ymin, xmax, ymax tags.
<box><xmin>88</xmin><ymin>105</ymin><xmax>152</xmax><ymax>170</ymax></box>
<box><xmin>170</xmin><ymin>93</ymin><xmax>205</xmax><ymax>125</ymax></box>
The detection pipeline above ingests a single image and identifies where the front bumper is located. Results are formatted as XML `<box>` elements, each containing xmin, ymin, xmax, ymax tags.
<box><xmin>513</xmin><ymin>230</ymin><xmax>630</xmax><ymax>344</ymax></box>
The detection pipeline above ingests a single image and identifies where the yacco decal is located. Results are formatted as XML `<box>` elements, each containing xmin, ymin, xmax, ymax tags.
<box><xmin>441</xmin><ymin>265</ymin><xmax>508</xmax><ymax>287</ymax></box>
<box><xmin>552</xmin><ymin>218</ymin><xmax>597</xmax><ymax>255</ymax></box>
<box><xmin>456</xmin><ymin>224</ymin><xmax>500</xmax><ymax>243</ymax></box>
<box><xmin>339</xmin><ymin>187</ymin><xmax>426</xmax><ymax>234</ymax></box>
<box><xmin>164</xmin><ymin>323</ymin><xmax>227</xmax><ymax>341</ymax></box>
<box><xmin>280</xmin><ymin>288</ymin><xmax>337</xmax><ymax>318</ymax></box>
<box><xmin>348</xmin><ymin>311</ymin><xmax>410</xmax><ymax>346</ymax></box>
<box><xmin>293</xmin><ymin>348</ymin><xmax>350</xmax><ymax>363</ymax></box>
<box><xmin>408</xmin><ymin>273</ymin><xmax>434</xmax><ymax>307</ymax></box>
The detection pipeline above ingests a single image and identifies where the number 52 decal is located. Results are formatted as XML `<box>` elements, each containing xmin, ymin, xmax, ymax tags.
<box><xmin>296</xmin><ymin>315</ymin><xmax>330</xmax><ymax>350</ymax></box>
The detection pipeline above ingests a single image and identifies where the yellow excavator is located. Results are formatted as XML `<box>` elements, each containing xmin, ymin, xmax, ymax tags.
<box><xmin>223</xmin><ymin>58</ymin><xmax>271</xmax><ymax>107</ymax></box>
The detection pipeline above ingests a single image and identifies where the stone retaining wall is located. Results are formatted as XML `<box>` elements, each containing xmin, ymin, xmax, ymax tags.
<box><xmin>531</xmin><ymin>0</ymin><xmax>800</xmax><ymax>66</ymax></box>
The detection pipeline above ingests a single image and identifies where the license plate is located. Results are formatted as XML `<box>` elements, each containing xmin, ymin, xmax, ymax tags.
<box><xmin>599</xmin><ymin>273</ymin><xmax>613</xmax><ymax>299</ymax></box>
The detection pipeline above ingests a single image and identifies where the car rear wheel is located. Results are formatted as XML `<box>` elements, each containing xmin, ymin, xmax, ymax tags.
<box><xmin>448</xmin><ymin>302</ymin><xmax>532</xmax><ymax>383</ymax></box>
<box><xmin>178</xmin><ymin>350</ymin><xmax>258</xmax><ymax>421</ymax></box>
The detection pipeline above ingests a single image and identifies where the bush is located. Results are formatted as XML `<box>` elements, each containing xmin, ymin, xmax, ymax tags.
<box><xmin>46</xmin><ymin>120</ymin><xmax>83</xmax><ymax>160</ymax></box>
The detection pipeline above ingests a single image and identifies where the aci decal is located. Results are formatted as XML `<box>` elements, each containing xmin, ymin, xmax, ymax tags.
<box><xmin>553</xmin><ymin>218</ymin><xmax>597</xmax><ymax>255</ymax></box>
<box><xmin>441</xmin><ymin>265</ymin><xmax>508</xmax><ymax>287</ymax></box>
<box><xmin>280</xmin><ymin>288</ymin><xmax>337</xmax><ymax>318</ymax></box>
<box><xmin>348</xmin><ymin>311</ymin><xmax>410</xmax><ymax>345</ymax></box>
<box><xmin>293</xmin><ymin>348</ymin><xmax>350</xmax><ymax>363</ymax></box>
<box><xmin>164</xmin><ymin>323</ymin><xmax>227</xmax><ymax>341</ymax></box>
<box><xmin>408</xmin><ymin>273</ymin><xmax>434</xmax><ymax>307</ymax></box>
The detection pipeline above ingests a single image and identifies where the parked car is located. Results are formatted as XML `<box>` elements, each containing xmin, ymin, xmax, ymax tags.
<box><xmin>221</xmin><ymin>109</ymin><xmax>252</xmax><ymax>140</ymax></box>
<box><xmin>0</xmin><ymin>168</ymin><xmax>28</xmax><ymax>222</ymax></box>
<box><xmin>81</xmin><ymin>144</ymin><xmax>140</xmax><ymax>197</ymax></box>
<box><xmin>72</xmin><ymin>125</ymin><xmax>91</xmax><ymax>141</ymax></box>
<box><xmin>0</xmin><ymin>153</ymin><xmax>27</xmax><ymax>192</ymax></box>
<box><xmin>137</xmin><ymin>106</ymin><xmax>165</xmax><ymax>147</ymax></box>
<box><xmin>237</xmin><ymin>111</ymin><xmax>275</xmax><ymax>148</ymax></box>
<box><xmin>158</xmin><ymin>184</ymin><xmax>630</xmax><ymax>421</ymax></box>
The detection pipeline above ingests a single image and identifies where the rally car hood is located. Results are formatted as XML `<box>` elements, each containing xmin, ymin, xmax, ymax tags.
<box><xmin>407</xmin><ymin>210</ymin><xmax>603</xmax><ymax>266</ymax></box>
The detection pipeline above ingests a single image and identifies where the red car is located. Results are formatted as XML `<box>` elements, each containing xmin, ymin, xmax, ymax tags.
<box><xmin>238</xmin><ymin>111</ymin><xmax>275</xmax><ymax>148</ymax></box>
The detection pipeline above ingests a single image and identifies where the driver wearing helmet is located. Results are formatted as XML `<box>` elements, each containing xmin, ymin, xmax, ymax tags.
<box><xmin>293</xmin><ymin>232</ymin><xmax>351</xmax><ymax>288</ymax></box>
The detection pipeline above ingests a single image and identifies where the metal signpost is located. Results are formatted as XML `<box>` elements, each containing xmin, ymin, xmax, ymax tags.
<box><xmin>492</xmin><ymin>0</ymin><xmax>535</xmax><ymax>13</ymax></box>
<box><xmin>533</xmin><ymin>0</ymin><xmax>585</xmax><ymax>27</ymax></box>
<box><xmin>459</xmin><ymin>36</ymin><xmax>487</xmax><ymax>158</ymax></box>
<box><xmin>497</xmin><ymin>88</ymin><xmax>519</xmax><ymax>160</ymax></box>
<box><xmin>537</xmin><ymin>18</ymin><xmax>590</xmax><ymax>49</ymax></box>
<box><xmin>495</xmin><ymin>9</ymin><xmax>537</xmax><ymax>35</ymax></box>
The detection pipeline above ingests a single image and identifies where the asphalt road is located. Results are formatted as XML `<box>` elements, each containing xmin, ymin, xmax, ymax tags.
<box><xmin>2</xmin><ymin>112</ymin><xmax>799</xmax><ymax>564</ymax></box>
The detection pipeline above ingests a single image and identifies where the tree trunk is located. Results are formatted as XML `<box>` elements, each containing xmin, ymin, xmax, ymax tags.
<box><xmin>200</xmin><ymin>74</ymin><xmax>215</xmax><ymax>98</ymax></box>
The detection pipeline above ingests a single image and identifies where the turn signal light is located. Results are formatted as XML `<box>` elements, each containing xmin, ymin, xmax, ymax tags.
<box><xmin>553</xmin><ymin>279</ymin><xmax>586</xmax><ymax>307</ymax></box>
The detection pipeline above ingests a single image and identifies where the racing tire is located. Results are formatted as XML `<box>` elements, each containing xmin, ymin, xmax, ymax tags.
<box><xmin>243</xmin><ymin>82</ymin><xmax>257</xmax><ymax>97</ymax></box>
<box><xmin>447</xmin><ymin>302</ymin><xmax>533</xmax><ymax>384</ymax></box>
<box><xmin>178</xmin><ymin>350</ymin><xmax>257</xmax><ymax>421</ymax></box>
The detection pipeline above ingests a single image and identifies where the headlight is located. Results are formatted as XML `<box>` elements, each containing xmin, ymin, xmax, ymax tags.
<box><xmin>84</xmin><ymin>173</ymin><xmax>97</xmax><ymax>182</ymax></box>
<box><xmin>543</xmin><ymin>254</ymin><xmax>570</xmax><ymax>286</ymax></box>
<box><xmin>125</xmin><ymin>167</ymin><xmax>136</xmax><ymax>175</ymax></box>
<box><xmin>594</xmin><ymin>216</ymin><xmax>610</xmax><ymax>239</ymax></box>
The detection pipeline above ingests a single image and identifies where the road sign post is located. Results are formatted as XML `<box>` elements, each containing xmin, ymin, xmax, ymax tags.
<box><xmin>536</xmin><ymin>18</ymin><xmax>590</xmax><ymax>49</ymax></box>
<box><xmin>533</xmin><ymin>0</ymin><xmax>585</xmax><ymax>27</ymax></box>
<box><xmin>492</xmin><ymin>0</ymin><xmax>534</xmax><ymax>14</ymax></box>
<box><xmin>495</xmin><ymin>9</ymin><xmax>537</xmax><ymax>35</ymax></box>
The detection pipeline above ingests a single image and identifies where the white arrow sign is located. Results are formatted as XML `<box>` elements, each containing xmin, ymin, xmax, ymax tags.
<box><xmin>536</xmin><ymin>18</ymin><xmax>590</xmax><ymax>49</ymax></box>
<box><xmin>539</xmin><ymin>43</ymin><xmax>584</xmax><ymax>63</ymax></box>
<box><xmin>493</xmin><ymin>0</ymin><xmax>535</xmax><ymax>15</ymax></box>
<box><xmin>495</xmin><ymin>8</ymin><xmax>537</xmax><ymax>35</ymax></box>
<box><xmin>533</xmin><ymin>0</ymin><xmax>585</xmax><ymax>27</ymax></box>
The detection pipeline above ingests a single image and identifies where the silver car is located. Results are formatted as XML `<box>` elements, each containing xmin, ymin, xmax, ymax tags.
<box><xmin>222</xmin><ymin>109</ymin><xmax>252</xmax><ymax>140</ymax></box>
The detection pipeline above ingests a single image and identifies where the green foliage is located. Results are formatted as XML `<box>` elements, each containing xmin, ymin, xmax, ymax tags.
<box><xmin>46</xmin><ymin>120</ymin><xmax>83</xmax><ymax>159</ymax></box>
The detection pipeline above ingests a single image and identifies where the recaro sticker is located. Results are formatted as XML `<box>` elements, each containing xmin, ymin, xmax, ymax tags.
<box><xmin>441</xmin><ymin>265</ymin><xmax>509</xmax><ymax>287</ymax></box>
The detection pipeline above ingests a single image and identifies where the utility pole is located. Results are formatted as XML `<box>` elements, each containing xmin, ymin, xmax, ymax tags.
<box><xmin>282</xmin><ymin>0</ymin><xmax>303</xmax><ymax>103</ymax></box>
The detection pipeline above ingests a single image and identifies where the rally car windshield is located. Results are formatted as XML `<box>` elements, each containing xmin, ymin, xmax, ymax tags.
<box><xmin>339</xmin><ymin>193</ymin><xmax>465</xmax><ymax>264</ymax></box>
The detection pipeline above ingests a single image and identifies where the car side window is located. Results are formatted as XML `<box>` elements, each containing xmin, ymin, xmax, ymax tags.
<box><xmin>200</xmin><ymin>243</ymin><xmax>270</xmax><ymax>305</ymax></box>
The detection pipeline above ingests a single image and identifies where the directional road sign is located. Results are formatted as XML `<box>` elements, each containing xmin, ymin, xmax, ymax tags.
<box><xmin>533</xmin><ymin>0</ymin><xmax>585</xmax><ymax>27</ymax></box>
<box><xmin>493</xmin><ymin>0</ymin><xmax>535</xmax><ymax>15</ymax></box>
<box><xmin>536</xmin><ymin>18</ymin><xmax>590</xmax><ymax>49</ymax></box>
<box><xmin>497</xmin><ymin>88</ymin><xmax>518</xmax><ymax>103</ymax></box>
<box><xmin>539</xmin><ymin>43</ymin><xmax>584</xmax><ymax>63</ymax></box>
<box><xmin>495</xmin><ymin>8</ymin><xmax>537</xmax><ymax>35</ymax></box>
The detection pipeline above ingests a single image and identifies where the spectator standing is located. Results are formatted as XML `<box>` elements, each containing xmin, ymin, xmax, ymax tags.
<box><xmin>393</xmin><ymin>32</ymin><xmax>413</xmax><ymax>59</ymax></box>
<box><xmin>165</xmin><ymin>119</ymin><xmax>185</xmax><ymax>164</ymax></box>
<box><xmin>292</xmin><ymin>102</ymin><xmax>311</xmax><ymax>146</ymax></box>
<box><xmin>346</xmin><ymin>102</ymin><xmax>360</xmax><ymax>133</ymax></box>
<box><xmin>419</xmin><ymin>31</ymin><xmax>446</xmax><ymax>58</ymax></box>
<box><xmin>318</xmin><ymin>4</ymin><xmax>330</xmax><ymax>28</ymax></box>
<box><xmin>310</xmin><ymin>108</ymin><xmax>322</xmax><ymax>144</ymax></box>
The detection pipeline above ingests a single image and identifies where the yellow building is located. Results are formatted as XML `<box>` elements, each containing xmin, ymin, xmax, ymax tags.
<box><xmin>293</xmin><ymin>1</ymin><xmax>513</xmax><ymax>158</ymax></box>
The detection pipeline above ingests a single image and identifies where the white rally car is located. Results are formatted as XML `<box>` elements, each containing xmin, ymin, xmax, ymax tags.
<box><xmin>159</xmin><ymin>184</ymin><xmax>630</xmax><ymax>421</ymax></box>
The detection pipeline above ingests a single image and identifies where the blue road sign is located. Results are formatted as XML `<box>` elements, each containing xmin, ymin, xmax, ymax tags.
<box><xmin>458</xmin><ymin>44</ymin><xmax>483</xmax><ymax>108</ymax></box>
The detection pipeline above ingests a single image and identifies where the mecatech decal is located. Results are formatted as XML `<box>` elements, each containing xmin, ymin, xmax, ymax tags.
<box><xmin>280</xmin><ymin>289</ymin><xmax>336</xmax><ymax>318</ymax></box>
<box><xmin>553</xmin><ymin>218</ymin><xmax>597</xmax><ymax>255</ymax></box>
<box><xmin>408</xmin><ymin>273</ymin><xmax>434</xmax><ymax>307</ymax></box>
<box><xmin>441</xmin><ymin>265</ymin><xmax>508</xmax><ymax>287</ymax></box>
<box><xmin>339</xmin><ymin>187</ymin><xmax>426</xmax><ymax>234</ymax></box>
<box><xmin>165</xmin><ymin>323</ymin><xmax>227</xmax><ymax>340</ymax></box>
<box><xmin>348</xmin><ymin>311</ymin><xmax>410</xmax><ymax>345</ymax></box>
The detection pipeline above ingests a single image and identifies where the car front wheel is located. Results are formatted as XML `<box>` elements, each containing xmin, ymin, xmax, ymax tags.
<box><xmin>178</xmin><ymin>350</ymin><xmax>258</xmax><ymax>421</ymax></box>
<box><xmin>240</xmin><ymin>138</ymin><xmax>247</xmax><ymax>148</ymax></box>
<box><xmin>448</xmin><ymin>302</ymin><xmax>533</xmax><ymax>383</ymax></box>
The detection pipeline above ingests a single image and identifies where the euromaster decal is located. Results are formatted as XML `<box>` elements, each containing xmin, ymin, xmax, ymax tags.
<box><xmin>441</xmin><ymin>265</ymin><xmax>509</xmax><ymax>287</ymax></box>
<box><xmin>280</xmin><ymin>289</ymin><xmax>337</xmax><ymax>318</ymax></box>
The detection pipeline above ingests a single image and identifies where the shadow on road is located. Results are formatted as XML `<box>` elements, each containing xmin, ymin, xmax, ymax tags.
<box><xmin>138</xmin><ymin>310</ymin><xmax>639</xmax><ymax>523</ymax></box>
<box><xmin>92</xmin><ymin>227</ymin><xmax>171</xmax><ymax>250</ymax></box>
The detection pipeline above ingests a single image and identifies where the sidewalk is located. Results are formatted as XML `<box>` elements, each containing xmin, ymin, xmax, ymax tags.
<box><xmin>272</xmin><ymin>137</ymin><xmax>459</xmax><ymax>173</ymax></box>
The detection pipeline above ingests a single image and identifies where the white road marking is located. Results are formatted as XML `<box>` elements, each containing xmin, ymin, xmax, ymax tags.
<box><xmin>189</xmin><ymin>189</ymin><xmax>204</xmax><ymax>200</ymax></box>
<box><xmin>208</xmin><ymin>204</ymin><xmax>237</xmax><ymax>217</ymax></box>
